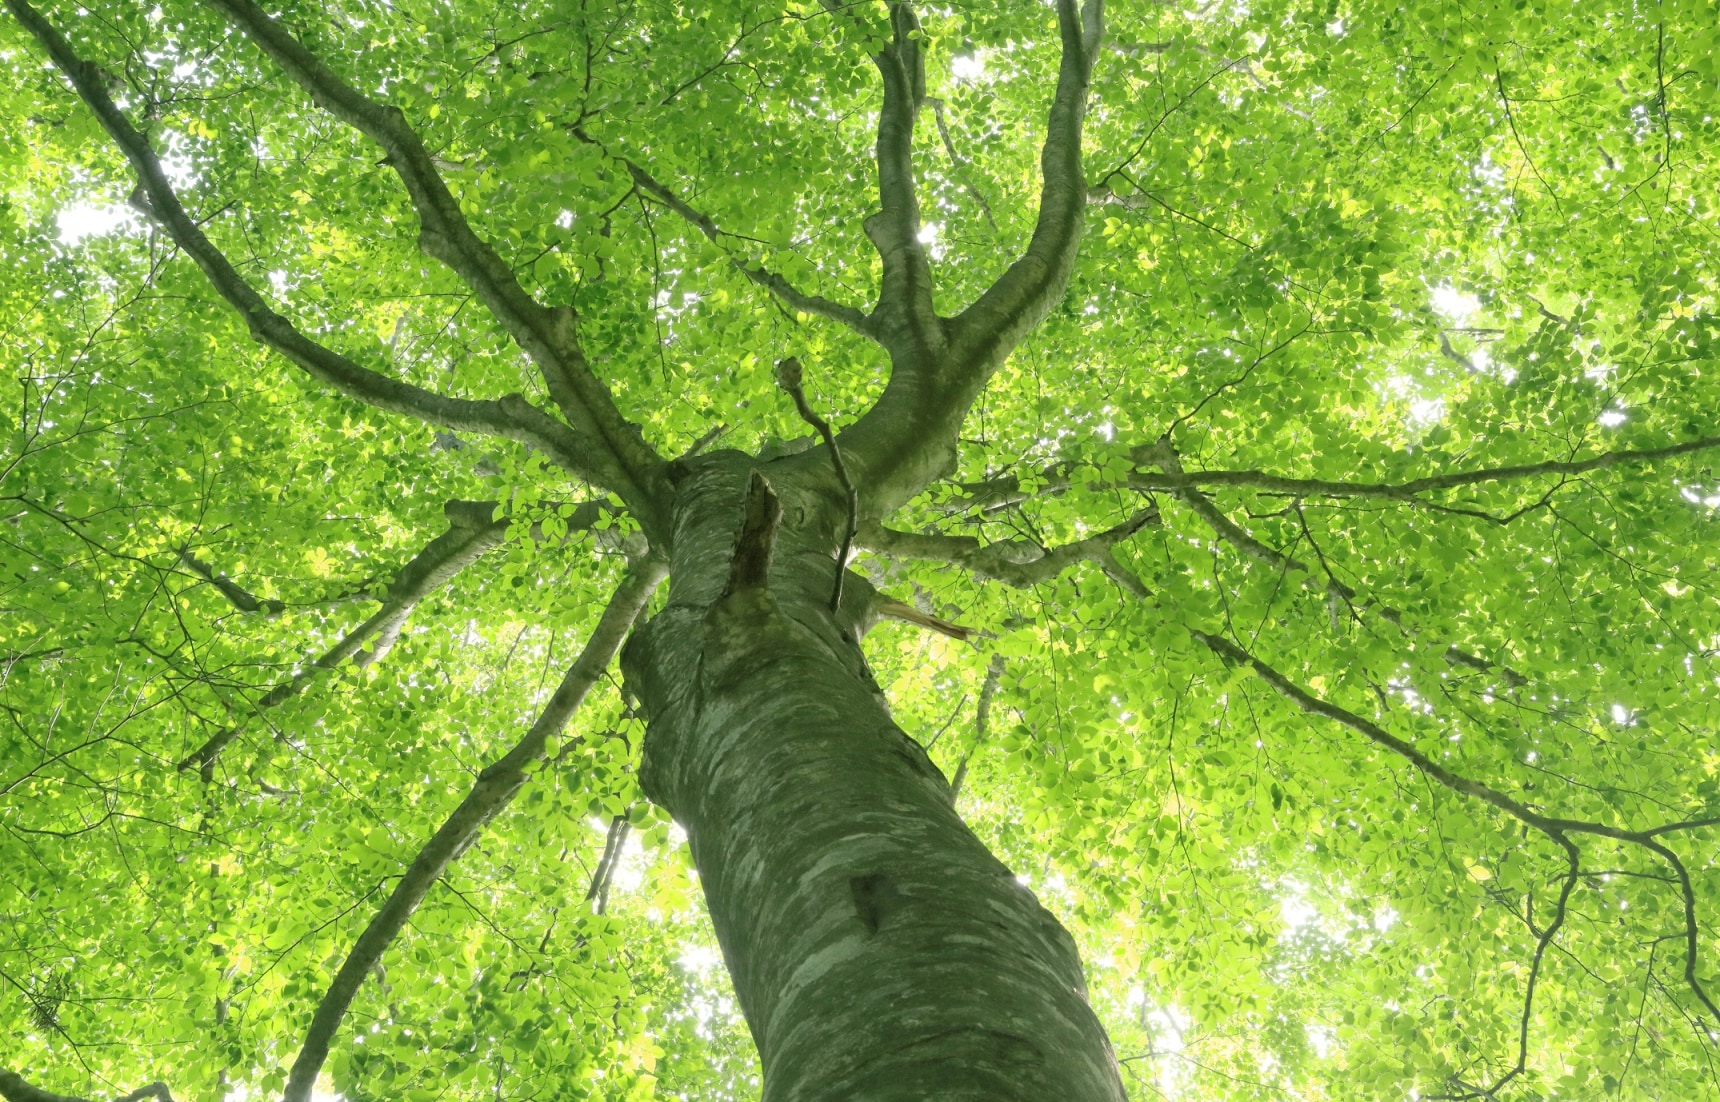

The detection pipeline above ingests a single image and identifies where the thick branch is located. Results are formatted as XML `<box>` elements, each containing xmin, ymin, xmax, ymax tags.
<box><xmin>204</xmin><ymin>0</ymin><xmax>669</xmax><ymax>523</ymax></box>
<box><xmin>588</xmin><ymin>136</ymin><xmax>872</xmax><ymax>337</ymax></box>
<box><xmin>280</xmin><ymin>557</ymin><xmax>666</xmax><ymax>1102</ymax></box>
<box><xmin>936</xmin><ymin>462</ymin><xmax>1075</xmax><ymax>514</ymax></box>
<box><xmin>948</xmin><ymin>0</ymin><xmax>1103</xmax><ymax>359</ymax></box>
<box><xmin>4</xmin><ymin>0</ymin><xmax>592</xmax><ymax>471</ymax></box>
<box><xmin>859</xmin><ymin>506</ymin><xmax>1155</xmax><ymax>597</ymax></box>
<box><xmin>857</xmin><ymin>1</ymin><xmax>939</xmax><ymax>344</ymax></box>
<box><xmin>179</xmin><ymin>549</ymin><xmax>380</xmax><ymax>616</ymax></box>
<box><xmin>0</xmin><ymin>1072</ymin><xmax>172</xmax><ymax>1102</ymax></box>
<box><xmin>873</xmin><ymin>597</ymin><xmax>973</xmax><ymax>641</ymax></box>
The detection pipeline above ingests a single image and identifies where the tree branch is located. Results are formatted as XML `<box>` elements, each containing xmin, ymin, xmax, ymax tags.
<box><xmin>936</xmin><ymin>431</ymin><xmax>1720</xmax><ymax>519</ymax></box>
<box><xmin>178</xmin><ymin>546</ymin><xmax>379</xmax><ymax>617</ymax></box>
<box><xmin>176</xmin><ymin>500</ymin><xmax>606</xmax><ymax>777</ymax></box>
<box><xmin>776</xmin><ymin>358</ymin><xmax>858</xmax><ymax>610</ymax></box>
<box><xmin>831</xmin><ymin>0</ymin><xmax>1104</xmax><ymax>516</ymax></box>
<box><xmin>1428</xmin><ymin>841</ymin><xmax>1581</xmax><ymax>1101</ymax></box>
<box><xmin>1129</xmin><ymin>434</ymin><xmax>1720</xmax><ymax>502</ymax></box>
<box><xmin>4</xmin><ymin>0</ymin><xmax>597</xmax><ymax>474</ymax></box>
<box><xmin>0</xmin><ymin>1072</ymin><xmax>172</xmax><ymax>1102</ymax></box>
<box><xmin>872</xmin><ymin>597</ymin><xmax>974</xmax><ymax>641</ymax></box>
<box><xmin>934</xmin><ymin>462</ymin><xmax>1075</xmax><ymax>514</ymax></box>
<box><xmin>1088</xmin><ymin>178</ymin><xmax>1257</xmax><ymax>250</ymax></box>
<box><xmin>203</xmin><ymin>0</ymin><xmax>670</xmax><ymax>524</ymax></box>
<box><xmin>1190</xmin><ymin>628</ymin><xmax>1720</xmax><ymax>1031</ymax></box>
<box><xmin>925</xmin><ymin>96</ymin><xmax>998</xmax><ymax>230</ymax></box>
<box><xmin>279</xmin><ymin>556</ymin><xmax>666</xmax><ymax>1102</ymax></box>
<box><xmin>948</xmin><ymin>0</ymin><xmax>1103</xmax><ymax>361</ymax></box>
<box><xmin>859</xmin><ymin>505</ymin><xmax>1155</xmax><ymax>597</ymax></box>
<box><xmin>582</xmin><ymin>133</ymin><xmax>873</xmax><ymax>337</ymax></box>
<box><xmin>177</xmin><ymin>550</ymin><xmax>285</xmax><ymax>616</ymax></box>
<box><xmin>1153</xmin><ymin>447</ymin><xmax>1562</xmax><ymax>701</ymax></box>
<box><xmin>584</xmin><ymin>813</ymin><xmax>632</xmax><ymax>916</ymax></box>
<box><xmin>950</xmin><ymin>652</ymin><xmax>1005</xmax><ymax>799</ymax></box>
<box><xmin>850</xmin><ymin>0</ymin><xmax>940</xmax><ymax>346</ymax></box>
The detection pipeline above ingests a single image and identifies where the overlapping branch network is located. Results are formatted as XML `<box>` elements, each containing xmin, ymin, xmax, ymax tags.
<box><xmin>5</xmin><ymin>3</ymin><xmax>1111</xmax><ymax>1099</ymax></box>
<box><xmin>594</xmin><ymin>0</ymin><xmax>1107</xmax><ymax>514</ymax></box>
<box><xmin>939</xmin><ymin>433</ymin><xmax>1720</xmax><ymax>516</ymax></box>
<box><xmin>202</xmin><ymin>0</ymin><xmax>667</xmax><ymax>517</ymax></box>
<box><xmin>0</xmin><ymin>553</ymin><xmax>663</xmax><ymax>1102</ymax></box>
<box><xmin>6</xmin><ymin>0</ymin><xmax>672</xmax><ymax>537</ymax></box>
<box><xmin>174</xmin><ymin>500</ymin><xmax>613</xmax><ymax>778</ymax></box>
<box><xmin>862</xmin><ymin>428</ymin><xmax>1720</xmax><ymax>1093</ymax></box>
<box><xmin>1187</xmin><ymin>628</ymin><xmax>1720</xmax><ymax>1097</ymax></box>
<box><xmin>276</xmin><ymin>556</ymin><xmax>664</xmax><ymax>1102</ymax></box>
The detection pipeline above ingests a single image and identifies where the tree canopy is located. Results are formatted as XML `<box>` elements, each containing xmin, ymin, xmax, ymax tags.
<box><xmin>2</xmin><ymin>0</ymin><xmax>1718</xmax><ymax>1099</ymax></box>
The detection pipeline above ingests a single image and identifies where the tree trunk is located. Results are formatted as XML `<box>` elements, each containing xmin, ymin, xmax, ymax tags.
<box><xmin>624</xmin><ymin>454</ymin><xmax>1125</xmax><ymax>1101</ymax></box>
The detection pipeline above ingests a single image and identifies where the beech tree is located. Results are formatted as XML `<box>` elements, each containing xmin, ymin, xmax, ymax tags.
<box><xmin>2</xmin><ymin>0</ymin><xmax>1718</xmax><ymax>1098</ymax></box>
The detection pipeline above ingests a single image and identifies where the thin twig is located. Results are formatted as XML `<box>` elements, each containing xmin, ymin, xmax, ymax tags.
<box><xmin>951</xmin><ymin>654</ymin><xmax>1005</xmax><ymax>799</ymax></box>
<box><xmin>584</xmin><ymin>814</ymin><xmax>632</xmax><ymax>915</ymax></box>
<box><xmin>775</xmin><ymin>358</ymin><xmax>858</xmax><ymax>610</ymax></box>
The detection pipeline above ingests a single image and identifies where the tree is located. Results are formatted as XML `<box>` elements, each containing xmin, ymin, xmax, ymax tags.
<box><xmin>0</xmin><ymin>0</ymin><xmax>1716</xmax><ymax>1097</ymax></box>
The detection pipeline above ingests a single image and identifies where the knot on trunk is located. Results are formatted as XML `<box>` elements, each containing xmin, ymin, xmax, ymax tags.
<box><xmin>850</xmin><ymin>872</ymin><xmax>903</xmax><ymax>933</ymax></box>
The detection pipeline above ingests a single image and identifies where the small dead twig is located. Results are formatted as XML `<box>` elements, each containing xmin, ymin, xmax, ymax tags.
<box><xmin>775</xmin><ymin>358</ymin><xmax>857</xmax><ymax>611</ymax></box>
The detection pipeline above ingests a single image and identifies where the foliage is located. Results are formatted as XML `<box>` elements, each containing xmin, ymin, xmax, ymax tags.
<box><xmin>1</xmin><ymin>0</ymin><xmax>1718</xmax><ymax>1099</ymax></box>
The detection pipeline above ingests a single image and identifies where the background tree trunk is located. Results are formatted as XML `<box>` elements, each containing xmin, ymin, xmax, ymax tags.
<box><xmin>625</xmin><ymin>455</ymin><xmax>1126</xmax><ymax>1101</ymax></box>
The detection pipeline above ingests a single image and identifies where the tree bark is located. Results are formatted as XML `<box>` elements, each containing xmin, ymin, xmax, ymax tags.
<box><xmin>624</xmin><ymin>453</ymin><xmax>1125</xmax><ymax>1101</ymax></box>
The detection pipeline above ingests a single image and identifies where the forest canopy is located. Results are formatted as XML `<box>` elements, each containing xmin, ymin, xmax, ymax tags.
<box><xmin>1</xmin><ymin>0</ymin><xmax>1718</xmax><ymax>1099</ymax></box>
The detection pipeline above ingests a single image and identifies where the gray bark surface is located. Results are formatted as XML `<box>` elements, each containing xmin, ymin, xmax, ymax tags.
<box><xmin>625</xmin><ymin>455</ymin><xmax>1126</xmax><ymax>1101</ymax></box>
